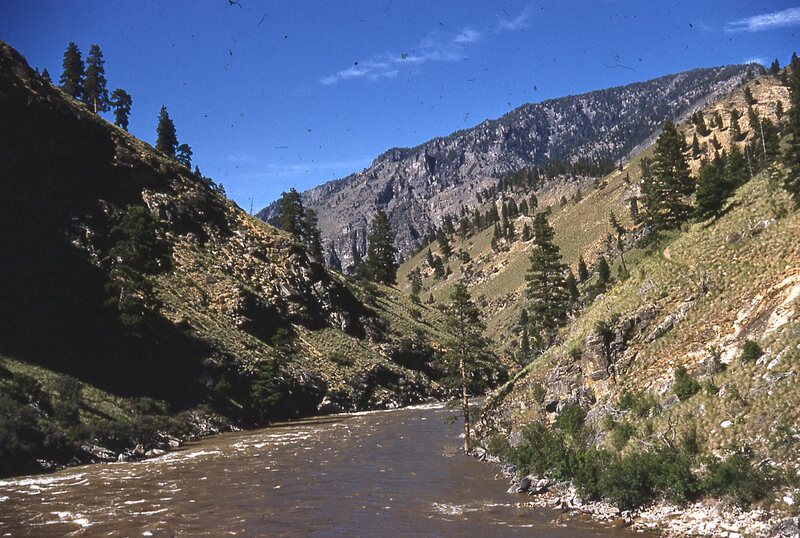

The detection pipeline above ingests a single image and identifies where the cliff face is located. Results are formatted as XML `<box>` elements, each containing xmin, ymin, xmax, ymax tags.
<box><xmin>258</xmin><ymin>64</ymin><xmax>763</xmax><ymax>269</ymax></box>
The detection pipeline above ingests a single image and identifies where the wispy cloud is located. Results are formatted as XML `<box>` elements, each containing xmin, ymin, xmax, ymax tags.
<box><xmin>320</xmin><ymin>7</ymin><xmax>531</xmax><ymax>86</ymax></box>
<box><xmin>742</xmin><ymin>57</ymin><xmax>766</xmax><ymax>66</ymax></box>
<box><xmin>498</xmin><ymin>6</ymin><xmax>533</xmax><ymax>30</ymax></box>
<box><xmin>725</xmin><ymin>6</ymin><xmax>800</xmax><ymax>32</ymax></box>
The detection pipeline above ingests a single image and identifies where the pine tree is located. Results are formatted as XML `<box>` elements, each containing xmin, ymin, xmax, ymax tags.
<box><xmin>565</xmin><ymin>270</ymin><xmax>579</xmax><ymax>300</ymax></box>
<box><xmin>730</xmin><ymin>110</ymin><xmax>744</xmax><ymax>142</ymax></box>
<box><xmin>726</xmin><ymin>144</ymin><xmax>748</xmax><ymax>187</ymax></box>
<box><xmin>691</xmin><ymin>133</ymin><xmax>701</xmax><ymax>158</ymax></box>
<box><xmin>155</xmin><ymin>106</ymin><xmax>178</xmax><ymax>157</ymax></box>
<box><xmin>59</xmin><ymin>42</ymin><xmax>84</xmax><ymax>99</ymax></box>
<box><xmin>521</xmin><ymin>222</ymin><xmax>532</xmax><ymax>241</ymax></box>
<box><xmin>743</xmin><ymin>86</ymin><xmax>756</xmax><ymax>106</ymax></box>
<box><xmin>82</xmin><ymin>44</ymin><xmax>108</xmax><ymax>113</ymax></box>
<box><xmin>109</xmin><ymin>89</ymin><xmax>132</xmax><ymax>130</ymax></box>
<box><xmin>442</xmin><ymin>281</ymin><xmax>490</xmax><ymax>453</ymax></box>
<box><xmin>302</xmin><ymin>208</ymin><xmax>324</xmax><ymax>262</ymax></box>
<box><xmin>770</xmin><ymin>59</ymin><xmax>781</xmax><ymax>76</ymax></box>
<box><xmin>528</xmin><ymin>193</ymin><xmax>538</xmax><ymax>214</ymax></box>
<box><xmin>695</xmin><ymin>155</ymin><xmax>730</xmax><ymax>220</ymax></box>
<box><xmin>40</xmin><ymin>68</ymin><xmax>52</xmax><ymax>84</ymax></box>
<box><xmin>629</xmin><ymin>197</ymin><xmax>641</xmax><ymax>224</ymax></box>
<box><xmin>577</xmin><ymin>255</ymin><xmax>589</xmax><ymax>282</ymax></box>
<box><xmin>776</xmin><ymin>101</ymin><xmax>785</xmax><ymax>121</ymax></box>
<box><xmin>275</xmin><ymin>188</ymin><xmax>305</xmax><ymax>238</ymax></box>
<box><xmin>364</xmin><ymin>209</ymin><xmax>398</xmax><ymax>285</ymax></box>
<box><xmin>784</xmin><ymin>56</ymin><xmax>800</xmax><ymax>206</ymax></box>
<box><xmin>596</xmin><ymin>256</ymin><xmax>610</xmax><ymax>288</ymax></box>
<box><xmin>642</xmin><ymin>122</ymin><xmax>693</xmax><ymax>230</ymax></box>
<box><xmin>408</xmin><ymin>268</ymin><xmax>423</xmax><ymax>300</ymax></box>
<box><xmin>436</xmin><ymin>228</ymin><xmax>452</xmax><ymax>259</ymax></box>
<box><xmin>525</xmin><ymin>214</ymin><xmax>570</xmax><ymax>350</ymax></box>
<box><xmin>176</xmin><ymin>143</ymin><xmax>192</xmax><ymax>168</ymax></box>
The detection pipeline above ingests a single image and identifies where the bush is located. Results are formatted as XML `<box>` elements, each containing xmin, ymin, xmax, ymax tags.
<box><xmin>703</xmin><ymin>452</ymin><xmax>774</xmax><ymax>507</ymax></box>
<box><xmin>618</xmin><ymin>389</ymin><xmax>659</xmax><ymax>417</ymax></box>
<box><xmin>512</xmin><ymin>422</ymin><xmax>577</xmax><ymax>480</ymax></box>
<box><xmin>673</xmin><ymin>366</ymin><xmax>701</xmax><ymax>401</ymax></box>
<box><xmin>574</xmin><ymin>447</ymin><xmax>614</xmax><ymax>500</ymax></box>
<box><xmin>555</xmin><ymin>402</ymin><xmax>586</xmax><ymax>438</ymax></box>
<box><xmin>611</xmin><ymin>420</ymin><xmax>636</xmax><ymax>450</ymax></box>
<box><xmin>739</xmin><ymin>340</ymin><xmax>763</xmax><ymax>363</ymax></box>
<box><xmin>486</xmin><ymin>434</ymin><xmax>512</xmax><ymax>459</ymax></box>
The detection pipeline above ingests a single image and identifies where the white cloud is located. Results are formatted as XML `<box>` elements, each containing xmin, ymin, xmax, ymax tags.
<box><xmin>742</xmin><ymin>57</ymin><xmax>766</xmax><ymax>66</ymax></box>
<box><xmin>498</xmin><ymin>6</ymin><xmax>532</xmax><ymax>31</ymax></box>
<box><xmin>725</xmin><ymin>6</ymin><xmax>800</xmax><ymax>32</ymax></box>
<box><xmin>453</xmin><ymin>28</ymin><xmax>483</xmax><ymax>44</ymax></box>
<box><xmin>319</xmin><ymin>6</ymin><xmax>530</xmax><ymax>86</ymax></box>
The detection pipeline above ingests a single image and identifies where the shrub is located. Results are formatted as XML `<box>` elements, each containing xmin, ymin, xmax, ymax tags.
<box><xmin>574</xmin><ymin>447</ymin><xmax>614</xmax><ymax>500</ymax></box>
<box><xmin>652</xmin><ymin>448</ymin><xmax>701</xmax><ymax>504</ymax></box>
<box><xmin>486</xmin><ymin>434</ymin><xmax>512</xmax><ymax>459</ymax></box>
<box><xmin>673</xmin><ymin>366</ymin><xmax>701</xmax><ymax>401</ymax></box>
<box><xmin>703</xmin><ymin>453</ymin><xmax>774</xmax><ymax>507</ymax></box>
<box><xmin>530</xmin><ymin>383</ymin><xmax>546</xmax><ymax>404</ymax></box>
<box><xmin>618</xmin><ymin>389</ymin><xmax>659</xmax><ymax>417</ymax></box>
<box><xmin>512</xmin><ymin>422</ymin><xmax>577</xmax><ymax>480</ymax></box>
<box><xmin>328</xmin><ymin>351</ymin><xmax>355</xmax><ymax>367</ymax></box>
<box><xmin>739</xmin><ymin>340</ymin><xmax>763</xmax><ymax>363</ymax></box>
<box><xmin>603</xmin><ymin>451</ymin><xmax>660</xmax><ymax>510</ymax></box>
<box><xmin>555</xmin><ymin>402</ymin><xmax>586</xmax><ymax>439</ymax></box>
<box><xmin>611</xmin><ymin>420</ymin><xmax>636</xmax><ymax>450</ymax></box>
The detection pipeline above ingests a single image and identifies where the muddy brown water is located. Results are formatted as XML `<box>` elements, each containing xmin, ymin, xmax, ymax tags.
<box><xmin>0</xmin><ymin>402</ymin><xmax>631</xmax><ymax>536</ymax></box>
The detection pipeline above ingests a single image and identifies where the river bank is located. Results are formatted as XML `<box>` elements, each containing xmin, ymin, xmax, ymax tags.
<box><xmin>0</xmin><ymin>402</ymin><xmax>629</xmax><ymax>536</ymax></box>
<box><xmin>476</xmin><ymin>449</ymin><xmax>800</xmax><ymax>537</ymax></box>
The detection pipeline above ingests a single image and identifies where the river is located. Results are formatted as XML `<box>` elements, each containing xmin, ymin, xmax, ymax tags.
<box><xmin>0</xmin><ymin>402</ymin><xmax>630</xmax><ymax>536</ymax></box>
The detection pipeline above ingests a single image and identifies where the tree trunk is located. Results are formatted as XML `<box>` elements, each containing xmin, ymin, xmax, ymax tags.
<box><xmin>460</xmin><ymin>355</ymin><xmax>470</xmax><ymax>453</ymax></box>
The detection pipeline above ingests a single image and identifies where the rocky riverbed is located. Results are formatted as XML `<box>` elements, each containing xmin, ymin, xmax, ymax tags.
<box><xmin>475</xmin><ymin>448</ymin><xmax>800</xmax><ymax>537</ymax></box>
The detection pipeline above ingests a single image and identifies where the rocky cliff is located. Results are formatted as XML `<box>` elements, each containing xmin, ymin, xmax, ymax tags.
<box><xmin>259</xmin><ymin>64</ymin><xmax>763</xmax><ymax>269</ymax></box>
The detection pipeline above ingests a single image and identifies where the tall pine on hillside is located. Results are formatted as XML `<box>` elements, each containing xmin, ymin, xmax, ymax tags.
<box><xmin>364</xmin><ymin>209</ymin><xmax>398</xmax><ymax>285</ymax></box>
<box><xmin>784</xmin><ymin>54</ymin><xmax>800</xmax><ymax>207</ymax></box>
<box><xmin>275</xmin><ymin>188</ymin><xmax>305</xmax><ymax>238</ymax></box>
<box><xmin>110</xmin><ymin>89</ymin><xmax>132</xmax><ymax>130</ymax></box>
<box><xmin>642</xmin><ymin>121</ymin><xmax>693</xmax><ymax>230</ymax></box>
<box><xmin>525</xmin><ymin>213</ymin><xmax>570</xmax><ymax>351</ymax></box>
<box><xmin>302</xmin><ymin>208</ymin><xmax>325</xmax><ymax>262</ymax></box>
<box><xmin>155</xmin><ymin>105</ymin><xmax>178</xmax><ymax>157</ymax></box>
<box><xmin>82</xmin><ymin>44</ymin><xmax>109</xmax><ymax>113</ymax></box>
<box><xmin>59</xmin><ymin>42</ymin><xmax>84</xmax><ymax>99</ymax></box>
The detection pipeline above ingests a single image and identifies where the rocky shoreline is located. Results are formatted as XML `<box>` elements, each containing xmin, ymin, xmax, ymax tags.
<box><xmin>474</xmin><ymin>448</ymin><xmax>800</xmax><ymax>537</ymax></box>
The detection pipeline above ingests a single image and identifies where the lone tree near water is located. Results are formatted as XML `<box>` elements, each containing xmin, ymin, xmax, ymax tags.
<box><xmin>443</xmin><ymin>281</ymin><xmax>490</xmax><ymax>453</ymax></box>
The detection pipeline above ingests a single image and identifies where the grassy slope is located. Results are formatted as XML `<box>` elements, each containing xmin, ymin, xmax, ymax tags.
<box><xmin>397</xmin><ymin>76</ymin><xmax>790</xmax><ymax>355</ymax></box>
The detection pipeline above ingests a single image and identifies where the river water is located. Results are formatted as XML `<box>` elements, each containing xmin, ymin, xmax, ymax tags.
<box><xmin>0</xmin><ymin>402</ymin><xmax>629</xmax><ymax>536</ymax></box>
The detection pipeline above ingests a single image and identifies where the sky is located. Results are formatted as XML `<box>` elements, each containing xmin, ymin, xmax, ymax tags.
<box><xmin>1</xmin><ymin>1</ymin><xmax>798</xmax><ymax>211</ymax></box>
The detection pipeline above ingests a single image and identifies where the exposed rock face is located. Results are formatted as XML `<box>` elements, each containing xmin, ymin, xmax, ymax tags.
<box><xmin>259</xmin><ymin>64</ymin><xmax>761</xmax><ymax>269</ymax></box>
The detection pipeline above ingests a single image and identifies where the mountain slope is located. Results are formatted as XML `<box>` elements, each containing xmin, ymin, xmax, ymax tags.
<box><xmin>259</xmin><ymin>64</ymin><xmax>763</xmax><ymax>269</ymax></box>
<box><xmin>0</xmin><ymin>41</ymin><xmax>455</xmax><ymax>475</ymax></box>
<box><xmin>395</xmin><ymin>74</ymin><xmax>790</xmax><ymax>354</ymax></box>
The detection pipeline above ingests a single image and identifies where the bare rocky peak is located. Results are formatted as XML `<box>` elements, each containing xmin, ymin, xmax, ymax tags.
<box><xmin>258</xmin><ymin>64</ymin><xmax>763</xmax><ymax>271</ymax></box>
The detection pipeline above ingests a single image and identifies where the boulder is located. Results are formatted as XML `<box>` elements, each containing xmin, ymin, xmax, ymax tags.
<box><xmin>507</xmin><ymin>476</ymin><xmax>532</xmax><ymax>494</ymax></box>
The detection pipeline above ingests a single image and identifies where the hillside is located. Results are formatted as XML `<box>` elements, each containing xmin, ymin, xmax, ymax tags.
<box><xmin>466</xmin><ymin>70</ymin><xmax>800</xmax><ymax>535</ymax></box>
<box><xmin>259</xmin><ymin>64</ymin><xmax>763</xmax><ymax>270</ymax></box>
<box><xmin>0</xmin><ymin>41</ymin><xmax>459</xmax><ymax>476</ymax></box>
<box><xmin>396</xmin><ymin>74</ymin><xmax>791</xmax><ymax>355</ymax></box>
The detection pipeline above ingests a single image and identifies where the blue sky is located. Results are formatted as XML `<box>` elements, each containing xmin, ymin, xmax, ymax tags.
<box><xmin>1</xmin><ymin>1</ymin><xmax>798</xmax><ymax>210</ymax></box>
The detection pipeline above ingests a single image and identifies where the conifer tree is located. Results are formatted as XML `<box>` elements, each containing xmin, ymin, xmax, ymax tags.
<box><xmin>577</xmin><ymin>255</ymin><xmax>589</xmax><ymax>282</ymax></box>
<box><xmin>275</xmin><ymin>188</ymin><xmax>305</xmax><ymax>238</ymax></box>
<box><xmin>726</xmin><ymin>144</ymin><xmax>748</xmax><ymax>187</ymax></box>
<box><xmin>59</xmin><ymin>42</ymin><xmax>84</xmax><ymax>99</ymax></box>
<box><xmin>525</xmin><ymin>214</ymin><xmax>570</xmax><ymax>350</ymax></box>
<box><xmin>596</xmin><ymin>256</ymin><xmax>610</xmax><ymax>288</ymax></box>
<box><xmin>155</xmin><ymin>106</ymin><xmax>178</xmax><ymax>157</ymax></box>
<box><xmin>109</xmin><ymin>89</ymin><xmax>132</xmax><ymax>130</ymax></box>
<box><xmin>783</xmin><ymin>56</ymin><xmax>800</xmax><ymax>206</ymax></box>
<box><xmin>629</xmin><ymin>197</ymin><xmax>641</xmax><ymax>224</ymax></box>
<box><xmin>691</xmin><ymin>134</ymin><xmax>701</xmax><ymax>158</ymax></box>
<box><xmin>565</xmin><ymin>270</ymin><xmax>579</xmax><ymax>300</ymax></box>
<box><xmin>528</xmin><ymin>193</ymin><xmax>538</xmax><ymax>214</ymax></box>
<box><xmin>364</xmin><ymin>209</ymin><xmax>398</xmax><ymax>285</ymax></box>
<box><xmin>770</xmin><ymin>59</ymin><xmax>781</xmax><ymax>76</ymax></box>
<box><xmin>743</xmin><ymin>86</ymin><xmax>756</xmax><ymax>106</ymax></box>
<box><xmin>40</xmin><ymin>68</ymin><xmax>52</xmax><ymax>84</ymax></box>
<box><xmin>302</xmin><ymin>208</ymin><xmax>325</xmax><ymax>262</ymax></box>
<box><xmin>436</xmin><ymin>229</ymin><xmax>452</xmax><ymax>260</ymax></box>
<box><xmin>176</xmin><ymin>143</ymin><xmax>193</xmax><ymax>168</ymax></box>
<box><xmin>642</xmin><ymin>122</ymin><xmax>693</xmax><ymax>230</ymax></box>
<box><xmin>442</xmin><ymin>281</ymin><xmax>490</xmax><ymax>453</ymax></box>
<box><xmin>694</xmin><ymin>155</ymin><xmax>729</xmax><ymax>220</ymax></box>
<box><xmin>730</xmin><ymin>110</ymin><xmax>744</xmax><ymax>142</ymax></box>
<box><xmin>82</xmin><ymin>44</ymin><xmax>109</xmax><ymax>113</ymax></box>
<box><xmin>521</xmin><ymin>222</ymin><xmax>532</xmax><ymax>241</ymax></box>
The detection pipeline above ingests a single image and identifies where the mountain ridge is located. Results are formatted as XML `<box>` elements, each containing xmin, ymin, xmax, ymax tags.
<box><xmin>258</xmin><ymin>63</ymin><xmax>764</xmax><ymax>270</ymax></box>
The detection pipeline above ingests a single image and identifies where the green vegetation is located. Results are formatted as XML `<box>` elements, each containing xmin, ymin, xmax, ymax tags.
<box><xmin>59</xmin><ymin>41</ymin><xmax>83</xmax><ymax>98</ymax></box>
<box><xmin>273</xmin><ymin>188</ymin><xmax>325</xmax><ymax>261</ymax></box>
<box><xmin>82</xmin><ymin>44</ymin><xmax>108</xmax><ymax>113</ymax></box>
<box><xmin>109</xmin><ymin>88</ymin><xmax>132</xmax><ymax>130</ymax></box>
<box><xmin>783</xmin><ymin>54</ymin><xmax>800</xmax><ymax>207</ymax></box>
<box><xmin>442</xmin><ymin>281</ymin><xmax>493</xmax><ymax>452</ymax></box>
<box><xmin>362</xmin><ymin>209</ymin><xmax>398</xmax><ymax>285</ymax></box>
<box><xmin>155</xmin><ymin>105</ymin><xmax>178</xmax><ymax>156</ymax></box>
<box><xmin>739</xmin><ymin>340</ymin><xmax>763</xmax><ymax>363</ymax></box>
<box><xmin>672</xmin><ymin>366</ymin><xmax>701</xmax><ymax>401</ymax></box>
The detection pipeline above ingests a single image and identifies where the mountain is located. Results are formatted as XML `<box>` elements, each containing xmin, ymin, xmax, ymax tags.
<box><xmin>0</xmin><ymin>41</ymin><xmax>463</xmax><ymax>476</ymax></box>
<box><xmin>258</xmin><ymin>64</ymin><xmax>763</xmax><ymax>270</ymax></box>
<box><xmin>462</xmin><ymin>71</ymin><xmax>799</xmax><ymax>534</ymax></box>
